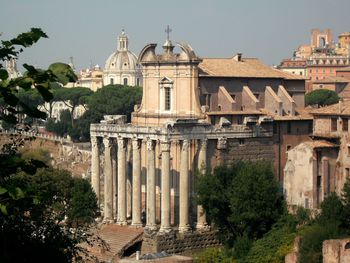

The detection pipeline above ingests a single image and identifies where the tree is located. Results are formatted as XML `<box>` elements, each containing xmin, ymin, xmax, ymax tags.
<box><xmin>87</xmin><ymin>84</ymin><xmax>142</xmax><ymax>121</ymax></box>
<box><xmin>197</xmin><ymin>161</ymin><xmax>285</xmax><ymax>247</ymax></box>
<box><xmin>305</xmin><ymin>89</ymin><xmax>339</xmax><ymax>107</ymax></box>
<box><xmin>0</xmin><ymin>28</ymin><xmax>99</xmax><ymax>262</ymax></box>
<box><xmin>53</xmin><ymin>87</ymin><xmax>93</xmax><ymax>127</ymax></box>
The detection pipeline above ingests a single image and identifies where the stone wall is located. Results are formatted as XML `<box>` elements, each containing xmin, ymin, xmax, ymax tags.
<box><xmin>141</xmin><ymin>230</ymin><xmax>221</xmax><ymax>255</ymax></box>
<box><xmin>323</xmin><ymin>238</ymin><xmax>350</xmax><ymax>263</ymax></box>
<box><xmin>0</xmin><ymin>133</ymin><xmax>91</xmax><ymax>178</ymax></box>
<box><xmin>209</xmin><ymin>137</ymin><xmax>275</xmax><ymax>168</ymax></box>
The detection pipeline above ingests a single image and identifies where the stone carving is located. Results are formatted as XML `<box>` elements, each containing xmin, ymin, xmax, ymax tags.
<box><xmin>103</xmin><ymin>137</ymin><xmax>112</xmax><ymax>149</ymax></box>
<box><xmin>132</xmin><ymin>137</ymin><xmax>141</xmax><ymax>150</ymax></box>
<box><xmin>182</xmin><ymin>139</ymin><xmax>189</xmax><ymax>151</ymax></box>
<box><xmin>161</xmin><ymin>140</ymin><xmax>171</xmax><ymax>152</ymax></box>
<box><xmin>117</xmin><ymin>137</ymin><xmax>126</xmax><ymax>149</ymax></box>
<box><xmin>217</xmin><ymin>137</ymin><xmax>227</xmax><ymax>150</ymax></box>
<box><xmin>147</xmin><ymin>139</ymin><xmax>155</xmax><ymax>151</ymax></box>
<box><xmin>199</xmin><ymin>138</ymin><xmax>208</xmax><ymax>149</ymax></box>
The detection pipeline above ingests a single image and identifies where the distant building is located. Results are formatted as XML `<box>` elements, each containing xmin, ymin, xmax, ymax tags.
<box><xmin>77</xmin><ymin>65</ymin><xmax>103</xmax><ymax>92</ymax></box>
<box><xmin>103</xmin><ymin>30</ymin><xmax>142</xmax><ymax>86</ymax></box>
<box><xmin>284</xmin><ymin>100</ymin><xmax>350</xmax><ymax>209</ymax></box>
<box><xmin>278</xmin><ymin>28</ymin><xmax>350</xmax><ymax>93</ymax></box>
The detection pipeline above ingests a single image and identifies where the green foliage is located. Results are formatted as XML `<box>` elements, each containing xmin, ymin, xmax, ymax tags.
<box><xmin>45</xmin><ymin>110</ymin><xmax>72</xmax><ymax>137</ymax></box>
<box><xmin>1</xmin><ymin>167</ymin><xmax>98</xmax><ymax>262</ymax></box>
<box><xmin>53</xmin><ymin>87</ymin><xmax>93</xmax><ymax>127</ymax></box>
<box><xmin>197</xmin><ymin>161</ymin><xmax>285</xmax><ymax>247</ymax></box>
<box><xmin>298</xmin><ymin>222</ymin><xmax>342</xmax><ymax>263</ymax></box>
<box><xmin>67</xmin><ymin>178</ymin><xmax>98</xmax><ymax>227</ymax></box>
<box><xmin>47</xmin><ymin>85</ymin><xmax>142</xmax><ymax>142</ymax></box>
<box><xmin>193</xmin><ymin>248</ymin><xmax>235</xmax><ymax>263</ymax></box>
<box><xmin>318</xmin><ymin>192</ymin><xmax>343</xmax><ymax>225</ymax></box>
<box><xmin>243</xmin><ymin>215</ymin><xmax>297</xmax><ymax>263</ymax></box>
<box><xmin>87</xmin><ymin>84</ymin><xmax>142</xmax><ymax>121</ymax></box>
<box><xmin>305</xmin><ymin>89</ymin><xmax>339</xmax><ymax>107</ymax></box>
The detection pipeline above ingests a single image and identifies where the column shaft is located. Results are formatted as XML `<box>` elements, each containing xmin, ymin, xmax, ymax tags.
<box><xmin>196</xmin><ymin>138</ymin><xmax>209</xmax><ymax>230</ymax></box>
<box><xmin>146</xmin><ymin>139</ymin><xmax>156</xmax><ymax>230</ymax></box>
<box><xmin>132</xmin><ymin>139</ymin><xmax>142</xmax><ymax>226</ymax></box>
<box><xmin>160</xmin><ymin>140</ymin><xmax>171</xmax><ymax>232</ymax></box>
<box><xmin>179</xmin><ymin>139</ymin><xmax>190</xmax><ymax>233</ymax></box>
<box><xmin>91</xmin><ymin>136</ymin><xmax>100</xmax><ymax>206</ymax></box>
<box><xmin>103</xmin><ymin>137</ymin><xmax>113</xmax><ymax>222</ymax></box>
<box><xmin>117</xmin><ymin>137</ymin><xmax>127</xmax><ymax>225</ymax></box>
<box><xmin>112</xmin><ymin>143</ymin><xmax>117</xmax><ymax>220</ymax></box>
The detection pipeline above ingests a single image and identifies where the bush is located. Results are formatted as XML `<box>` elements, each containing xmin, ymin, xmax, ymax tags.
<box><xmin>193</xmin><ymin>248</ymin><xmax>235</xmax><ymax>263</ymax></box>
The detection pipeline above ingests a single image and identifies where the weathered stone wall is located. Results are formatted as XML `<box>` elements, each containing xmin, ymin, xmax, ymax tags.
<box><xmin>323</xmin><ymin>238</ymin><xmax>350</xmax><ymax>263</ymax></box>
<box><xmin>0</xmin><ymin>133</ymin><xmax>91</xmax><ymax>178</ymax></box>
<box><xmin>142</xmin><ymin>231</ymin><xmax>221</xmax><ymax>255</ymax></box>
<box><xmin>208</xmin><ymin>137</ymin><xmax>275</xmax><ymax>169</ymax></box>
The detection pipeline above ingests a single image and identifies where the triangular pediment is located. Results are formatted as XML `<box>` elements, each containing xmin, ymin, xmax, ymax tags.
<box><xmin>159</xmin><ymin>76</ymin><xmax>173</xmax><ymax>84</ymax></box>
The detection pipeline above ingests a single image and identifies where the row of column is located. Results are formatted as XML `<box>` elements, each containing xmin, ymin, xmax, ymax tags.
<box><xmin>91</xmin><ymin>136</ymin><xmax>208</xmax><ymax>232</ymax></box>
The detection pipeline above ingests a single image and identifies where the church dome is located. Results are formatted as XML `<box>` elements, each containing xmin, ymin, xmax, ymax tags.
<box><xmin>103</xmin><ymin>30</ymin><xmax>142</xmax><ymax>86</ymax></box>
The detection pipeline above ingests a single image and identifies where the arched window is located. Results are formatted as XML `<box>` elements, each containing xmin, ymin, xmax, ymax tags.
<box><xmin>319</xmin><ymin>37</ymin><xmax>326</xmax><ymax>47</ymax></box>
<box><xmin>123</xmin><ymin>78</ymin><xmax>128</xmax><ymax>85</ymax></box>
<box><xmin>110</xmin><ymin>78</ymin><xmax>114</xmax><ymax>85</ymax></box>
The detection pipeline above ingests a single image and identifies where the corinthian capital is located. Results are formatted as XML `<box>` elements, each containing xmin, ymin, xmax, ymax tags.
<box><xmin>182</xmin><ymin>139</ymin><xmax>189</xmax><ymax>151</ymax></box>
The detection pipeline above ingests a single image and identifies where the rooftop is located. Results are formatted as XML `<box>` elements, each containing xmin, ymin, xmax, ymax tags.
<box><xmin>311</xmin><ymin>100</ymin><xmax>350</xmax><ymax>116</ymax></box>
<box><xmin>198</xmin><ymin>56</ymin><xmax>305</xmax><ymax>80</ymax></box>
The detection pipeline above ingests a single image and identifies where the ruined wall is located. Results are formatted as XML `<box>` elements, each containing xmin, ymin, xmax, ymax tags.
<box><xmin>323</xmin><ymin>238</ymin><xmax>350</xmax><ymax>263</ymax></box>
<box><xmin>142</xmin><ymin>231</ymin><xmax>221</xmax><ymax>255</ymax></box>
<box><xmin>0</xmin><ymin>133</ymin><xmax>91</xmax><ymax>178</ymax></box>
<box><xmin>208</xmin><ymin>137</ymin><xmax>275</xmax><ymax>169</ymax></box>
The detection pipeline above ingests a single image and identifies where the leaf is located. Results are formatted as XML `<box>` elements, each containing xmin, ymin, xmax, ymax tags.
<box><xmin>0</xmin><ymin>69</ymin><xmax>8</xmax><ymax>80</ymax></box>
<box><xmin>8</xmin><ymin>187</ymin><xmax>25</xmax><ymax>200</ymax></box>
<box><xmin>33</xmin><ymin>197</ymin><xmax>40</xmax><ymax>205</ymax></box>
<box><xmin>36</xmin><ymin>84</ymin><xmax>53</xmax><ymax>101</ymax></box>
<box><xmin>0</xmin><ymin>204</ymin><xmax>8</xmax><ymax>215</ymax></box>
<box><xmin>48</xmin><ymin>63</ymin><xmax>78</xmax><ymax>85</ymax></box>
<box><xmin>0</xmin><ymin>186</ymin><xmax>8</xmax><ymax>195</ymax></box>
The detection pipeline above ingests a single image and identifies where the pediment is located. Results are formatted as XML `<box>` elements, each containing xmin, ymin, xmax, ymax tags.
<box><xmin>159</xmin><ymin>76</ymin><xmax>173</xmax><ymax>84</ymax></box>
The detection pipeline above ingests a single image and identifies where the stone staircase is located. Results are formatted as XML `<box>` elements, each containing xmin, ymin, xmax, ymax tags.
<box><xmin>85</xmin><ymin>224</ymin><xmax>144</xmax><ymax>263</ymax></box>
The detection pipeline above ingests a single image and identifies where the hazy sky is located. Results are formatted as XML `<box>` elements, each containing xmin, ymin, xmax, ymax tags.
<box><xmin>1</xmin><ymin>0</ymin><xmax>349</xmax><ymax>71</ymax></box>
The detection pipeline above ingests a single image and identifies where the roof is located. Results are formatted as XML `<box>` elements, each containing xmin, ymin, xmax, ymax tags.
<box><xmin>303</xmin><ymin>140</ymin><xmax>337</xmax><ymax>149</ymax></box>
<box><xmin>311</xmin><ymin>100</ymin><xmax>350</xmax><ymax>116</ymax></box>
<box><xmin>272</xmin><ymin>107</ymin><xmax>313</xmax><ymax>121</ymax></box>
<box><xmin>198</xmin><ymin>57</ymin><xmax>306</xmax><ymax>80</ymax></box>
<box><xmin>207</xmin><ymin>110</ymin><xmax>263</xmax><ymax>115</ymax></box>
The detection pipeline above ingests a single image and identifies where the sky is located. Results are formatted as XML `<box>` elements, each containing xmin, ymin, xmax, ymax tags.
<box><xmin>1</xmin><ymin>0</ymin><xmax>350</xmax><ymax>71</ymax></box>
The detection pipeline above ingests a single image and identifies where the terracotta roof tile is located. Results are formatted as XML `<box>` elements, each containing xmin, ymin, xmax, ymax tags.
<box><xmin>198</xmin><ymin>57</ymin><xmax>306</xmax><ymax>80</ymax></box>
<box><xmin>303</xmin><ymin>140</ymin><xmax>337</xmax><ymax>148</ymax></box>
<box><xmin>311</xmin><ymin>101</ymin><xmax>350</xmax><ymax>115</ymax></box>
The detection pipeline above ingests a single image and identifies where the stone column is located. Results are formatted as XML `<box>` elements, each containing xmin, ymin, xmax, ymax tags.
<box><xmin>117</xmin><ymin>137</ymin><xmax>127</xmax><ymax>225</ymax></box>
<box><xmin>196</xmin><ymin>138</ymin><xmax>209</xmax><ymax>230</ymax></box>
<box><xmin>179</xmin><ymin>139</ymin><xmax>190</xmax><ymax>233</ymax></box>
<box><xmin>91</xmin><ymin>136</ymin><xmax>100</xmax><ymax>206</ymax></box>
<box><xmin>103</xmin><ymin>137</ymin><xmax>113</xmax><ymax>222</ymax></box>
<box><xmin>160</xmin><ymin>140</ymin><xmax>171</xmax><ymax>232</ymax></box>
<box><xmin>146</xmin><ymin>139</ymin><xmax>157</xmax><ymax>230</ymax></box>
<box><xmin>131</xmin><ymin>138</ymin><xmax>142</xmax><ymax>227</ymax></box>
<box><xmin>112</xmin><ymin>141</ymin><xmax>117</xmax><ymax>221</ymax></box>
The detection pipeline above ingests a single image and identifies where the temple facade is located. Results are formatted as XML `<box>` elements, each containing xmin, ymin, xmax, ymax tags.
<box><xmin>90</xmin><ymin>34</ymin><xmax>306</xmax><ymax>233</ymax></box>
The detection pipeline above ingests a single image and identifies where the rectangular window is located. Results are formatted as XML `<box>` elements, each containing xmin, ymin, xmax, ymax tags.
<box><xmin>110</xmin><ymin>78</ymin><xmax>114</xmax><ymax>85</ymax></box>
<box><xmin>164</xmin><ymin>87</ymin><xmax>171</xmax><ymax>111</ymax></box>
<box><xmin>331</xmin><ymin>118</ymin><xmax>337</xmax><ymax>132</ymax></box>
<box><xmin>343</xmin><ymin>118</ymin><xmax>348</xmax><ymax>131</ymax></box>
